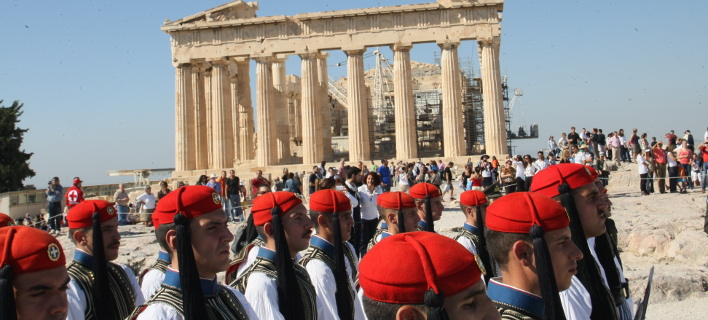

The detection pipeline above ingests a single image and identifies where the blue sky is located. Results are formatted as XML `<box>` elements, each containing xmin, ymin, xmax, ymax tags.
<box><xmin>1</xmin><ymin>0</ymin><xmax>706</xmax><ymax>186</ymax></box>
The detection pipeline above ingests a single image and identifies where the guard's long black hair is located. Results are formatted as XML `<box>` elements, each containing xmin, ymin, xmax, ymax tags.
<box><xmin>559</xmin><ymin>184</ymin><xmax>618</xmax><ymax>320</ymax></box>
<box><xmin>272</xmin><ymin>206</ymin><xmax>306</xmax><ymax>320</ymax></box>
<box><xmin>595</xmin><ymin>233</ymin><xmax>624</xmax><ymax>306</ymax></box>
<box><xmin>424</xmin><ymin>195</ymin><xmax>435</xmax><ymax>232</ymax></box>
<box><xmin>92</xmin><ymin>210</ymin><xmax>118</xmax><ymax>320</ymax></box>
<box><xmin>332</xmin><ymin>210</ymin><xmax>354</xmax><ymax>320</ymax></box>
<box><xmin>474</xmin><ymin>206</ymin><xmax>496</xmax><ymax>282</ymax></box>
<box><xmin>174</xmin><ymin>212</ymin><xmax>208</xmax><ymax>320</ymax></box>
<box><xmin>396</xmin><ymin>193</ymin><xmax>406</xmax><ymax>232</ymax></box>
<box><xmin>529</xmin><ymin>224</ymin><xmax>566</xmax><ymax>320</ymax></box>
<box><xmin>234</xmin><ymin>212</ymin><xmax>258</xmax><ymax>254</ymax></box>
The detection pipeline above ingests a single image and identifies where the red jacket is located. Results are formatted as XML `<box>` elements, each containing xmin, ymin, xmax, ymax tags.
<box><xmin>700</xmin><ymin>144</ymin><xmax>708</xmax><ymax>163</ymax></box>
<box><xmin>65</xmin><ymin>185</ymin><xmax>84</xmax><ymax>208</ymax></box>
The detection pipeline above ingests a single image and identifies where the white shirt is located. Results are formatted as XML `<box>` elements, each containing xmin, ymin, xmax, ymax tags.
<box><xmin>637</xmin><ymin>155</ymin><xmax>649</xmax><ymax>174</ymax></box>
<box><xmin>136</xmin><ymin>193</ymin><xmax>156</xmax><ymax>210</ymax></box>
<box><xmin>67</xmin><ymin>263</ymin><xmax>145</xmax><ymax>320</ymax></box>
<box><xmin>619</xmin><ymin>136</ymin><xmax>627</xmax><ymax>146</ymax></box>
<box><xmin>136</xmin><ymin>286</ymin><xmax>258</xmax><ymax>320</ymax></box>
<box><xmin>667</xmin><ymin>153</ymin><xmax>678</xmax><ymax>167</ymax></box>
<box><xmin>574</xmin><ymin>152</ymin><xmax>587</xmax><ymax>165</ymax></box>
<box><xmin>243</xmin><ymin>272</ymin><xmax>285</xmax><ymax>319</ymax></box>
<box><xmin>534</xmin><ymin>159</ymin><xmax>548</xmax><ymax>171</ymax></box>
<box><xmin>524</xmin><ymin>164</ymin><xmax>537</xmax><ymax>177</ymax></box>
<box><xmin>236</xmin><ymin>243</ymin><xmax>263</xmax><ymax>279</ymax></box>
<box><xmin>141</xmin><ymin>269</ymin><xmax>166</xmax><ymax>300</ymax></box>
<box><xmin>513</xmin><ymin>161</ymin><xmax>525</xmax><ymax>179</ymax></box>
<box><xmin>357</xmin><ymin>185</ymin><xmax>383</xmax><ymax>220</ymax></box>
<box><xmin>304</xmin><ymin>242</ymin><xmax>367</xmax><ymax>320</ymax></box>
<box><xmin>560</xmin><ymin>276</ymin><xmax>592</xmax><ymax>320</ymax></box>
<box><xmin>398</xmin><ymin>173</ymin><xmax>410</xmax><ymax>186</ymax></box>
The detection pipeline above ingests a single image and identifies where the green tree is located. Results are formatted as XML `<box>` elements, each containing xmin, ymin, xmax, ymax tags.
<box><xmin>0</xmin><ymin>100</ymin><xmax>35</xmax><ymax>192</ymax></box>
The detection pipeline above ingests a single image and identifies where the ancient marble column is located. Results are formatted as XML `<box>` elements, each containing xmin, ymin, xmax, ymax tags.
<box><xmin>255</xmin><ymin>57</ymin><xmax>277</xmax><ymax>167</ymax></box>
<box><xmin>439</xmin><ymin>42</ymin><xmax>465</xmax><ymax>157</ymax></box>
<box><xmin>209</xmin><ymin>61</ymin><xmax>233</xmax><ymax>169</ymax></box>
<box><xmin>289</xmin><ymin>93</ymin><xmax>301</xmax><ymax>145</ymax></box>
<box><xmin>479</xmin><ymin>37</ymin><xmax>508</xmax><ymax>155</ymax></box>
<box><xmin>317</xmin><ymin>53</ymin><xmax>332</xmax><ymax>161</ymax></box>
<box><xmin>299</xmin><ymin>53</ymin><xmax>322</xmax><ymax>164</ymax></box>
<box><xmin>191</xmin><ymin>63</ymin><xmax>208</xmax><ymax>170</ymax></box>
<box><xmin>227</xmin><ymin>61</ymin><xmax>240</xmax><ymax>165</ymax></box>
<box><xmin>175</xmin><ymin>64</ymin><xmax>195</xmax><ymax>172</ymax></box>
<box><xmin>235</xmin><ymin>58</ymin><xmax>255</xmax><ymax>161</ymax></box>
<box><xmin>344</xmin><ymin>49</ymin><xmax>371</xmax><ymax>161</ymax></box>
<box><xmin>203</xmin><ymin>66</ymin><xmax>214</xmax><ymax>168</ymax></box>
<box><xmin>272</xmin><ymin>57</ymin><xmax>291</xmax><ymax>161</ymax></box>
<box><xmin>393</xmin><ymin>43</ymin><xmax>418</xmax><ymax>160</ymax></box>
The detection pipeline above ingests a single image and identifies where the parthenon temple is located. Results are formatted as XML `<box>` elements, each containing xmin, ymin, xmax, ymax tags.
<box><xmin>163</xmin><ymin>0</ymin><xmax>507</xmax><ymax>175</ymax></box>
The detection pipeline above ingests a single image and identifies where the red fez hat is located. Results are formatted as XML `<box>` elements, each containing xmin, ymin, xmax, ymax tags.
<box><xmin>0</xmin><ymin>213</ymin><xmax>15</xmax><ymax>228</ymax></box>
<box><xmin>251</xmin><ymin>191</ymin><xmax>302</xmax><ymax>226</ymax></box>
<box><xmin>376</xmin><ymin>191</ymin><xmax>416</xmax><ymax>210</ymax></box>
<box><xmin>360</xmin><ymin>232</ymin><xmax>481</xmax><ymax>304</ymax></box>
<box><xmin>67</xmin><ymin>200</ymin><xmax>117</xmax><ymax>229</ymax></box>
<box><xmin>486</xmin><ymin>192</ymin><xmax>569</xmax><ymax>233</ymax></box>
<box><xmin>409</xmin><ymin>183</ymin><xmax>441</xmax><ymax>199</ymax></box>
<box><xmin>152</xmin><ymin>185</ymin><xmax>222</xmax><ymax>229</ymax></box>
<box><xmin>530</xmin><ymin>163</ymin><xmax>595</xmax><ymax>198</ymax></box>
<box><xmin>0</xmin><ymin>226</ymin><xmax>65</xmax><ymax>275</ymax></box>
<box><xmin>460</xmin><ymin>190</ymin><xmax>487</xmax><ymax>207</ymax></box>
<box><xmin>309</xmin><ymin>189</ymin><xmax>351</xmax><ymax>213</ymax></box>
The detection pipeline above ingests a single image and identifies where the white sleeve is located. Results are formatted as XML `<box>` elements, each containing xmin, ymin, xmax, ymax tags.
<box><xmin>305</xmin><ymin>260</ymin><xmax>338</xmax><ymax>320</ymax></box>
<box><xmin>118</xmin><ymin>263</ymin><xmax>146</xmax><ymax>307</ymax></box>
<box><xmin>560</xmin><ymin>276</ymin><xmax>592</xmax><ymax>320</ymax></box>
<box><xmin>236</xmin><ymin>247</ymin><xmax>260</xmax><ymax>278</ymax></box>
<box><xmin>136</xmin><ymin>303</ymin><xmax>182</xmax><ymax>320</ymax></box>
<box><xmin>346</xmin><ymin>193</ymin><xmax>359</xmax><ymax>208</ymax></box>
<box><xmin>243</xmin><ymin>273</ymin><xmax>285</xmax><ymax>320</ymax></box>
<box><xmin>140</xmin><ymin>269</ymin><xmax>165</xmax><ymax>300</ymax></box>
<box><xmin>224</xmin><ymin>286</ymin><xmax>260</xmax><ymax>320</ymax></box>
<box><xmin>67</xmin><ymin>278</ymin><xmax>87</xmax><ymax>320</ymax></box>
<box><xmin>456</xmin><ymin>236</ymin><xmax>477</xmax><ymax>256</ymax></box>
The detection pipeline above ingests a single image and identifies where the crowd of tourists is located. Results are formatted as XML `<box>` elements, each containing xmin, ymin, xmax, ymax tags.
<box><xmin>545</xmin><ymin>126</ymin><xmax>708</xmax><ymax>195</ymax></box>
<box><xmin>4</xmin><ymin>163</ymin><xmax>639</xmax><ymax>319</ymax></box>
<box><xmin>3</xmin><ymin>126</ymin><xmax>705</xmax><ymax>320</ymax></box>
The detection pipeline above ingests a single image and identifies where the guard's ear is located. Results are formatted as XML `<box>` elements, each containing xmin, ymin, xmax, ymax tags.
<box><xmin>72</xmin><ymin>228</ymin><xmax>89</xmax><ymax>246</ymax></box>
<box><xmin>166</xmin><ymin>229</ymin><xmax>178</xmax><ymax>253</ymax></box>
<box><xmin>263</xmin><ymin>222</ymin><xmax>274</xmax><ymax>237</ymax></box>
<box><xmin>511</xmin><ymin>240</ymin><xmax>534</xmax><ymax>267</ymax></box>
<box><xmin>317</xmin><ymin>214</ymin><xmax>330</xmax><ymax>229</ymax></box>
<box><xmin>386</xmin><ymin>211</ymin><xmax>397</xmax><ymax>225</ymax></box>
<box><xmin>396</xmin><ymin>305</ymin><xmax>426</xmax><ymax>320</ymax></box>
<box><xmin>464</xmin><ymin>205</ymin><xmax>475</xmax><ymax>217</ymax></box>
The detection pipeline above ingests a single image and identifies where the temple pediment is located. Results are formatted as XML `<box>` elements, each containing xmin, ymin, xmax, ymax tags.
<box><xmin>164</xmin><ymin>0</ymin><xmax>258</xmax><ymax>26</ymax></box>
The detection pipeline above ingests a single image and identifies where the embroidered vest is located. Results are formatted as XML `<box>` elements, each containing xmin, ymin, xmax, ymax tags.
<box><xmin>231</xmin><ymin>250</ymin><xmax>317</xmax><ymax>320</ymax></box>
<box><xmin>67</xmin><ymin>257</ymin><xmax>137</xmax><ymax>320</ymax></box>
<box><xmin>299</xmin><ymin>238</ymin><xmax>359</xmax><ymax>319</ymax></box>
<box><xmin>130</xmin><ymin>283</ymin><xmax>251</xmax><ymax>319</ymax></box>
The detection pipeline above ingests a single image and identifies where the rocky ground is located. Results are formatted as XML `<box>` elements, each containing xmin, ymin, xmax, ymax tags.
<box><xmin>56</xmin><ymin>162</ymin><xmax>708</xmax><ymax>319</ymax></box>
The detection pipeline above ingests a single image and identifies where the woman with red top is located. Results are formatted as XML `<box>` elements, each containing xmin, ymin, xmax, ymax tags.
<box><xmin>677</xmin><ymin>140</ymin><xmax>693</xmax><ymax>193</ymax></box>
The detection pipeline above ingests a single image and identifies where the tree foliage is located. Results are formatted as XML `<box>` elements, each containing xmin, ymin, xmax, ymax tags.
<box><xmin>0</xmin><ymin>100</ymin><xmax>35</xmax><ymax>192</ymax></box>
